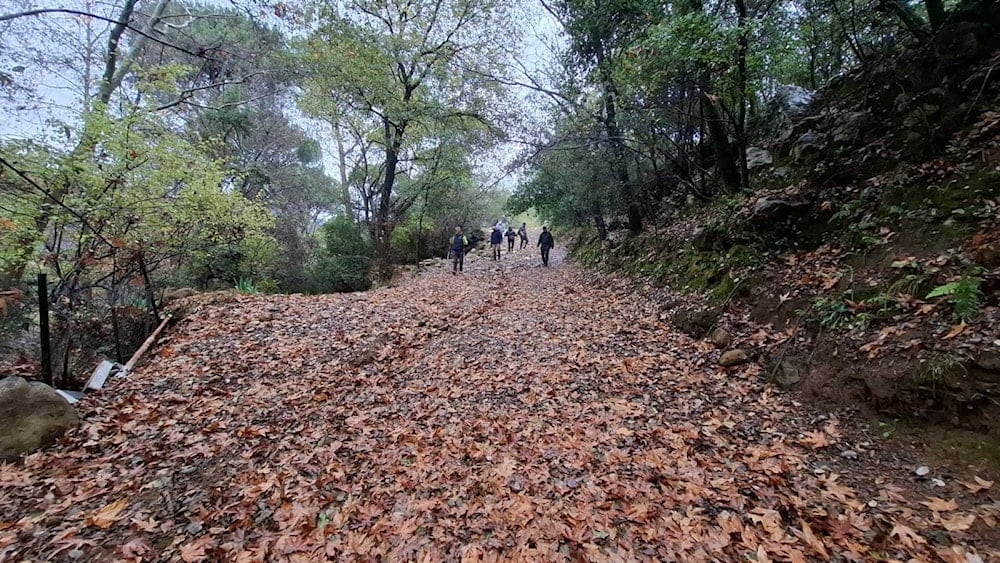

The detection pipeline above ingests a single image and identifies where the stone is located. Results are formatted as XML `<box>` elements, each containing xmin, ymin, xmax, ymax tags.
<box><xmin>790</xmin><ymin>130</ymin><xmax>825</xmax><ymax>162</ymax></box>
<box><xmin>719</xmin><ymin>349</ymin><xmax>749</xmax><ymax>368</ymax></box>
<box><xmin>745</xmin><ymin>147</ymin><xmax>773</xmax><ymax>169</ymax></box>
<box><xmin>757</xmin><ymin>84</ymin><xmax>815</xmax><ymax>141</ymax></box>
<box><xmin>164</xmin><ymin>287</ymin><xmax>197</xmax><ymax>302</ymax></box>
<box><xmin>709</xmin><ymin>328</ymin><xmax>732</xmax><ymax>349</ymax></box>
<box><xmin>751</xmin><ymin>196</ymin><xmax>811</xmax><ymax>224</ymax></box>
<box><xmin>830</xmin><ymin>111</ymin><xmax>871</xmax><ymax>145</ymax></box>
<box><xmin>691</xmin><ymin>227</ymin><xmax>728</xmax><ymax>252</ymax></box>
<box><xmin>670</xmin><ymin>307</ymin><xmax>722</xmax><ymax>338</ymax></box>
<box><xmin>773</xmin><ymin>357</ymin><xmax>807</xmax><ymax>388</ymax></box>
<box><xmin>973</xmin><ymin>348</ymin><xmax>1000</xmax><ymax>373</ymax></box>
<box><xmin>0</xmin><ymin>376</ymin><xmax>80</xmax><ymax>462</ymax></box>
<box><xmin>840</xmin><ymin>450</ymin><xmax>858</xmax><ymax>459</ymax></box>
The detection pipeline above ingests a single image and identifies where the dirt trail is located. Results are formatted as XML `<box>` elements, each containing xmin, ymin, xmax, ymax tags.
<box><xmin>1</xmin><ymin>242</ymin><xmax>998</xmax><ymax>561</ymax></box>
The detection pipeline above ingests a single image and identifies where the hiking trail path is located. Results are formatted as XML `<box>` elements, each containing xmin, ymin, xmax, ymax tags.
<box><xmin>2</xmin><ymin>237</ymin><xmax>997</xmax><ymax>561</ymax></box>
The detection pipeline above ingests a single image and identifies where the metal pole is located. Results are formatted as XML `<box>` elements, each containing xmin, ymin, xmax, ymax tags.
<box><xmin>37</xmin><ymin>273</ymin><xmax>52</xmax><ymax>386</ymax></box>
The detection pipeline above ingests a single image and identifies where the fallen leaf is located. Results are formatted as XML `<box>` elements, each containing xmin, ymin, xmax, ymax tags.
<box><xmin>798</xmin><ymin>430</ymin><xmax>830</xmax><ymax>449</ymax></box>
<box><xmin>941</xmin><ymin>513</ymin><xmax>976</xmax><ymax>532</ymax></box>
<box><xmin>957</xmin><ymin>476</ymin><xmax>993</xmax><ymax>494</ymax></box>
<box><xmin>921</xmin><ymin>497</ymin><xmax>959</xmax><ymax>512</ymax></box>
<box><xmin>86</xmin><ymin>498</ymin><xmax>129</xmax><ymax>529</ymax></box>
<box><xmin>943</xmin><ymin>322</ymin><xmax>966</xmax><ymax>340</ymax></box>
<box><xmin>889</xmin><ymin>523</ymin><xmax>927</xmax><ymax>548</ymax></box>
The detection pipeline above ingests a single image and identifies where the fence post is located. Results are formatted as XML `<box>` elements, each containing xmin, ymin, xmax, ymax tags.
<box><xmin>37</xmin><ymin>273</ymin><xmax>53</xmax><ymax>386</ymax></box>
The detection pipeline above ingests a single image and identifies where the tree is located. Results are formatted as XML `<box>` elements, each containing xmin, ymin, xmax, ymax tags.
<box><xmin>299</xmin><ymin>0</ymin><xmax>513</xmax><ymax>280</ymax></box>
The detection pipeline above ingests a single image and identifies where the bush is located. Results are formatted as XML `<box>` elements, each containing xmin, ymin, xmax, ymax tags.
<box><xmin>308</xmin><ymin>215</ymin><xmax>373</xmax><ymax>293</ymax></box>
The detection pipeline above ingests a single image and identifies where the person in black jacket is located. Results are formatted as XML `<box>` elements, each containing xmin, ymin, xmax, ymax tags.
<box><xmin>490</xmin><ymin>226</ymin><xmax>503</xmax><ymax>260</ymax></box>
<box><xmin>537</xmin><ymin>226</ymin><xmax>554</xmax><ymax>266</ymax></box>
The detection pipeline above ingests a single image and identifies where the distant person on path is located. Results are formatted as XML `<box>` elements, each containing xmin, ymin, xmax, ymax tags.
<box><xmin>505</xmin><ymin>226</ymin><xmax>517</xmax><ymax>252</ymax></box>
<box><xmin>449</xmin><ymin>227</ymin><xmax>468</xmax><ymax>274</ymax></box>
<box><xmin>490</xmin><ymin>226</ymin><xmax>503</xmax><ymax>260</ymax></box>
<box><xmin>518</xmin><ymin>223</ymin><xmax>528</xmax><ymax>249</ymax></box>
<box><xmin>537</xmin><ymin>226</ymin><xmax>554</xmax><ymax>267</ymax></box>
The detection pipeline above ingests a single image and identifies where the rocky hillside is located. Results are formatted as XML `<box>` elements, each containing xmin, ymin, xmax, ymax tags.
<box><xmin>576</xmin><ymin>13</ymin><xmax>1000</xmax><ymax>469</ymax></box>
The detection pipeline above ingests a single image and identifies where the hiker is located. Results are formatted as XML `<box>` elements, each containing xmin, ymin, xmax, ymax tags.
<box><xmin>505</xmin><ymin>226</ymin><xmax>517</xmax><ymax>252</ymax></box>
<box><xmin>449</xmin><ymin>226</ymin><xmax>469</xmax><ymax>274</ymax></box>
<box><xmin>518</xmin><ymin>222</ymin><xmax>528</xmax><ymax>249</ymax></box>
<box><xmin>537</xmin><ymin>226</ymin><xmax>554</xmax><ymax>266</ymax></box>
<box><xmin>490</xmin><ymin>226</ymin><xmax>503</xmax><ymax>260</ymax></box>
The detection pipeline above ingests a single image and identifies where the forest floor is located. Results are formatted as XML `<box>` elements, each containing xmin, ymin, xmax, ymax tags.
<box><xmin>2</xmin><ymin>240</ymin><xmax>999</xmax><ymax>562</ymax></box>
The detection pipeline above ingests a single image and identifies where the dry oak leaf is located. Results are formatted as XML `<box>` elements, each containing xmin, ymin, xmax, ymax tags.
<box><xmin>85</xmin><ymin>497</ymin><xmax>129</xmax><ymax>529</ymax></box>
<box><xmin>179</xmin><ymin>536</ymin><xmax>215</xmax><ymax>562</ymax></box>
<box><xmin>941</xmin><ymin>513</ymin><xmax>976</xmax><ymax>532</ymax></box>
<box><xmin>943</xmin><ymin>322</ymin><xmax>967</xmax><ymax>340</ymax></box>
<box><xmin>921</xmin><ymin>497</ymin><xmax>960</xmax><ymax>512</ymax></box>
<box><xmin>957</xmin><ymin>476</ymin><xmax>994</xmax><ymax>494</ymax></box>
<box><xmin>889</xmin><ymin>523</ymin><xmax>927</xmax><ymax>548</ymax></box>
<box><xmin>798</xmin><ymin>430</ymin><xmax>830</xmax><ymax>449</ymax></box>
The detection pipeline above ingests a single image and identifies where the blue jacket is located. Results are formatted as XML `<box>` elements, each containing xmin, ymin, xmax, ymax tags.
<box><xmin>490</xmin><ymin>229</ymin><xmax>503</xmax><ymax>244</ymax></box>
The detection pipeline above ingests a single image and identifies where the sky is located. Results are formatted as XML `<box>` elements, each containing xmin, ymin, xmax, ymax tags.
<box><xmin>0</xmin><ymin>0</ymin><xmax>565</xmax><ymax>192</ymax></box>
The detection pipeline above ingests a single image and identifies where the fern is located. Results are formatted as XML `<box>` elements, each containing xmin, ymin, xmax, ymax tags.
<box><xmin>926</xmin><ymin>276</ymin><xmax>983</xmax><ymax>321</ymax></box>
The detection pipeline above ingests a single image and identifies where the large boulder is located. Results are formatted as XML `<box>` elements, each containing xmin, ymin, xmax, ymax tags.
<box><xmin>0</xmin><ymin>377</ymin><xmax>79</xmax><ymax>462</ymax></box>
<box><xmin>757</xmin><ymin>85</ymin><xmax>815</xmax><ymax>141</ymax></box>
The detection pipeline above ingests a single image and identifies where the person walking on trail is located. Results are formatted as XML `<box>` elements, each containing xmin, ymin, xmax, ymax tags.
<box><xmin>449</xmin><ymin>227</ymin><xmax>469</xmax><ymax>274</ymax></box>
<box><xmin>490</xmin><ymin>226</ymin><xmax>503</xmax><ymax>260</ymax></box>
<box><xmin>518</xmin><ymin>222</ymin><xmax>528</xmax><ymax>250</ymax></box>
<box><xmin>505</xmin><ymin>226</ymin><xmax>517</xmax><ymax>253</ymax></box>
<box><xmin>537</xmin><ymin>226</ymin><xmax>555</xmax><ymax>267</ymax></box>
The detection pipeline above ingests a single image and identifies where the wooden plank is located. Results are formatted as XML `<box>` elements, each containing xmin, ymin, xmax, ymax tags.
<box><xmin>121</xmin><ymin>314</ymin><xmax>171</xmax><ymax>375</ymax></box>
<box><xmin>86</xmin><ymin>360</ymin><xmax>116</xmax><ymax>391</ymax></box>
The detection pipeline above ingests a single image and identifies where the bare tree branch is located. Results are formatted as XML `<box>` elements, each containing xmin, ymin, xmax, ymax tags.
<box><xmin>0</xmin><ymin>8</ymin><xmax>210</xmax><ymax>60</ymax></box>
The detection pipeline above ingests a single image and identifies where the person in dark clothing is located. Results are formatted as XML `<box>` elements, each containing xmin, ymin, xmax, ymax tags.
<box><xmin>537</xmin><ymin>226</ymin><xmax>554</xmax><ymax>266</ymax></box>
<box><xmin>449</xmin><ymin>227</ymin><xmax>468</xmax><ymax>274</ymax></box>
<box><xmin>505</xmin><ymin>227</ymin><xmax>517</xmax><ymax>252</ymax></box>
<box><xmin>490</xmin><ymin>227</ymin><xmax>503</xmax><ymax>260</ymax></box>
<box><xmin>518</xmin><ymin>223</ymin><xmax>528</xmax><ymax>249</ymax></box>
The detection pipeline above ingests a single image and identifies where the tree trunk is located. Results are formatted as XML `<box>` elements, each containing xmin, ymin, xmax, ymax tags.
<box><xmin>374</xmin><ymin>117</ymin><xmax>404</xmax><ymax>281</ymax></box>
<box><xmin>734</xmin><ymin>0</ymin><xmax>751</xmax><ymax>192</ymax></box>
<box><xmin>924</xmin><ymin>0</ymin><xmax>946</xmax><ymax>30</ymax></box>
<box><xmin>701</xmin><ymin>91</ymin><xmax>742</xmax><ymax>193</ymax></box>
<box><xmin>597</xmin><ymin>62</ymin><xmax>642</xmax><ymax>235</ymax></box>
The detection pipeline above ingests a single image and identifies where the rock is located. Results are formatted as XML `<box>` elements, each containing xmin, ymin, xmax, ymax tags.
<box><xmin>840</xmin><ymin>450</ymin><xmax>858</xmax><ymax>460</ymax></box>
<box><xmin>973</xmin><ymin>348</ymin><xmax>1000</xmax><ymax>374</ymax></box>
<box><xmin>915</xmin><ymin>465</ymin><xmax>930</xmax><ymax>476</ymax></box>
<box><xmin>757</xmin><ymin>85</ymin><xmax>815</xmax><ymax>141</ymax></box>
<box><xmin>830</xmin><ymin>111</ymin><xmax>871</xmax><ymax>145</ymax></box>
<box><xmin>691</xmin><ymin>227</ymin><xmax>728</xmax><ymax>252</ymax></box>
<box><xmin>790</xmin><ymin>130</ymin><xmax>825</xmax><ymax>163</ymax></box>
<box><xmin>670</xmin><ymin>307</ymin><xmax>722</xmax><ymax>338</ymax></box>
<box><xmin>745</xmin><ymin>147</ymin><xmax>773</xmax><ymax>169</ymax></box>
<box><xmin>709</xmin><ymin>328</ymin><xmax>732</xmax><ymax>349</ymax></box>
<box><xmin>751</xmin><ymin>196</ymin><xmax>811</xmax><ymax>225</ymax></box>
<box><xmin>773</xmin><ymin>357</ymin><xmax>807</xmax><ymax>388</ymax></box>
<box><xmin>0</xmin><ymin>376</ymin><xmax>80</xmax><ymax>462</ymax></box>
<box><xmin>164</xmin><ymin>287</ymin><xmax>197</xmax><ymax>302</ymax></box>
<box><xmin>719</xmin><ymin>349</ymin><xmax>749</xmax><ymax>368</ymax></box>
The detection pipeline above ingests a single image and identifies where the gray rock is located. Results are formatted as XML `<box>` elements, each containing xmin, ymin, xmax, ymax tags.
<box><xmin>670</xmin><ymin>307</ymin><xmax>722</xmax><ymax>338</ymax></box>
<box><xmin>745</xmin><ymin>147</ymin><xmax>773</xmax><ymax>169</ymax></box>
<box><xmin>719</xmin><ymin>349</ymin><xmax>749</xmax><ymax>368</ymax></box>
<box><xmin>841</xmin><ymin>450</ymin><xmax>858</xmax><ymax>459</ymax></box>
<box><xmin>830</xmin><ymin>111</ymin><xmax>871</xmax><ymax>145</ymax></box>
<box><xmin>758</xmin><ymin>85</ymin><xmax>815</xmax><ymax>141</ymax></box>
<box><xmin>790</xmin><ymin>130</ymin><xmax>825</xmax><ymax>162</ymax></box>
<box><xmin>709</xmin><ymin>328</ymin><xmax>732</xmax><ymax>349</ymax></box>
<box><xmin>0</xmin><ymin>376</ymin><xmax>80</xmax><ymax>462</ymax></box>
<box><xmin>751</xmin><ymin>196</ymin><xmax>811</xmax><ymax>224</ymax></box>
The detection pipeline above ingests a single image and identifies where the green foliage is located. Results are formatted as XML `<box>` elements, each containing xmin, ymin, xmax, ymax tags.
<box><xmin>926</xmin><ymin>276</ymin><xmax>984</xmax><ymax>321</ymax></box>
<box><xmin>309</xmin><ymin>215</ymin><xmax>373</xmax><ymax>293</ymax></box>
<box><xmin>235</xmin><ymin>277</ymin><xmax>261</xmax><ymax>295</ymax></box>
